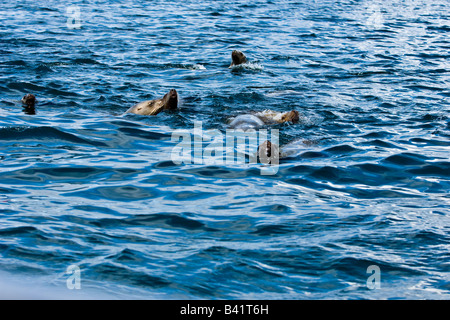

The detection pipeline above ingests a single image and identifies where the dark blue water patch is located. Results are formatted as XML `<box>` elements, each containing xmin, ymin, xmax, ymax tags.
<box><xmin>351</xmin><ymin>163</ymin><xmax>445</xmax><ymax>192</ymax></box>
<box><xmin>285</xmin><ymin>177</ymin><xmax>325</xmax><ymax>192</ymax></box>
<box><xmin>109</xmin><ymin>120</ymin><xmax>144</xmax><ymax>128</ymax></box>
<box><xmin>0</xmin><ymin>224</ymin><xmax>82</xmax><ymax>249</ymax></box>
<box><xmin>87</xmin><ymin>213</ymin><xmax>216</xmax><ymax>233</ymax></box>
<box><xmin>3</xmin><ymin>246</ymin><xmax>61</xmax><ymax>263</ymax></box>
<box><xmin>408</xmin><ymin>162</ymin><xmax>450</xmax><ymax>178</ymax></box>
<box><xmin>251</xmin><ymin>204</ymin><xmax>293</xmax><ymax>215</ymax></box>
<box><xmin>324</xmin><ymin>256</ymin><xmax>426</xmax><ymax>280</ymax></box>
<box><xmin>383</xmin><ymin>153</ymin><xmax>429</xmax><ymax>166</ymax></box>
<box><xmin>71</xmin><ymin>58</ymin><xmax>103</xmax><ymax>65</ymax></box>
<box><xmin>35</xmin><ymin>64</ymin><xmax>54</xmax><ymax>74</ymax></box>
<box><xmin>0</xmin><ymin>226</ymin><xmax>41</xmax><ymax>237</ymax></box>
<box><xmin>0</xmin><ymin>209</ymin><xmax>19</xmax><ymax>215</ymax></box>
<box><xmin>181</xmin><ymin>165</ymin><xmax>262</xmax><ymax>179</ymax></box>
<box><xmin>309</xmin><ymin>166</ymin><xmax>346</xmax><ymax>182</ymax></box>
<box><xmin>167</xmin><ymin>190</ymin><xmax>223</xmax><ymax>201</ymax></box>
<box><xmin>88</xmin><ymin>263</ymin><xmax>171</xmax><ymax>288</ymax></box>
<box><xmin>409</xmin><ymin>137</ymin><xmax>450</xmax><ymax>147</ymax></box>
<box><xmin>0</xmin><ymin>167</ymin><xmax>104</xmax><ymax>184</ymax></box>
<box><xmin>0</xmin><ymin>166</ymin><xmax>144</xmax><ymax>185</ymax></box>
<box><xmin>0</xmin><ymin>126</ymin><xmax>107</xmax><ymax>147</ymax></box>
<box><xmin>353</xmin><ymin>163</ymin><xmax>397</xmax><ymax>175</ymax></box>
<box><xmin>118</xmin><ymin>127</ymin><xmax>173</xmax><ymax>141</ymax></box>
<box><xmin>6</xmin><ymin>81</ymin><xmax>47</xmax><ymax>93</ymax></box>
<box><xmin>299</xmin><ymin>151</ymin><xmax>329</xmax><ymax>159</ymax></box>
<box><xmin>142</xmin><ymin>174</ymin><xmax>190</xmax><ymax>186</ymax></box>
<box><xmin>106</xmin><ymin>248</ymin><xmax>147</xmax><ymax>264</ymax></box>
<box><xmin>324</xmin><ymin>144</ymin><xmax>361</xmax><ymax>155</ymax></box>
<box><xmin>361</xmin><ymin>131</ymin><xmax>395</xmax><ymax>139</ymax></box>
<box><xmin>418</xmin><ymin>113</ymin><xmax>448</xmax><ymax>122</ymax></box>
<box><xmin>0</xmin><ymin>262</ymin><xmax>51</xmax><ymax>278</ymax></box>
<box><xmin>407</xmin><ymin>230</ymin><xmax>450</xmax><ymax>245</ymax></box>
<box><xmin>346</xmin><ymin>188</ymin><xmax>422</xmax><ymax>199</ymax></box>
<box><xmin>426</xmin><ymin>25</ymin><xmax>450</xmax><ymax>32</ymax></box>
<box><xmin>152</xmin><ymin>160</ymin><xmax>183</xmax><ymax>169</ymax></box>
<box><xmin>251</xmin><ymin>224</ymin><xmax>294</xmax><ymax>236</ymax></box>
<box><xmin>0</xmin><ymin>187</ymin><xmax>27</xmax><ymax>195</ymax></box>
<box><xmin>409</xmin><ymin>122</ymin><xmax>440</xmax><ymax>130</ymax></box>
<box><xmin>378</xmin><ymin>102</ymin><xmax>398</xmax><ymax>109</ymax></box>
<box><xmin>281</xmin><ymin>165</ymin><xmax>316</xmax><ymax>176</ymax></box>
<box><xmin>64</xmin><ymin>185</ymin><xmax>159</xmax><ymax>202</ymax></box>
<box><xmin>360</xmin><ymin>139</ymin><xmax>403</xmax><ymax>149</ymax></box>
<box><xmin>0</xmin><ymin>60</ymin><xmax>28</xmax><ymax>67</ymax></box>
<box><xmin>6</xmin><ymin>81</ymin><xmax>80</xmax><ymax>98</ymax></box>
<box><xmin>72</xmin><ymin>205</ymin><xmax>123</xmax><ymax>216</ymax></box>
<box><xmin>286</xmin><ymin>170</ymin><xmax>424</xmax><ymax>198</ymax></box>
<box><xmin>406</xmin><ymin>84</ymin><xmax>446</xmax><ymax>92</ymax></box>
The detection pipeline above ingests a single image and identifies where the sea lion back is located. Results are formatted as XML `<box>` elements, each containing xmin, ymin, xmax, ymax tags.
<box><xmin>229</xmin><ymin>114</ymin><xmax>265</xmax><ymax>130</ymax></box>
<box><xmin>126</xmin><ymin>99</ymin><xmax>164</xmax><ymax>116</ymax></box>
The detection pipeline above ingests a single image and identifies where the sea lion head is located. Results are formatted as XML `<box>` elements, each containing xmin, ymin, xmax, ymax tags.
<box><xmin>258</xmin><ymin>140</ymin><xmax>280</xmax><ymax>164</ymax></box>
<box><xmin>281</xmin><ymin>110</ymin><xmax>299</xmax><ymax>124</ymax></box>
<box><xmin>22</xmin><ymin>94</ymin><xmax>36</xmax><ymax>107</ymax></box>
<box><xmin>21</xmin><ymin>94</ymin><xmax>36</xmax><ymax>115</ymax></box>
<box><xmin>163</xmin><ymin>89</ymin><xmax>178</xmax><ymax>110</ymax></box>
<box><xmin>231</xmin><ymin>50</ymin><xmax>247</xmax><ymax>66</ymax></box>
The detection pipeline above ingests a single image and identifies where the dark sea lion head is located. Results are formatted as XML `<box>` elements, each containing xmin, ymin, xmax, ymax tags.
<box><xmin>163</xmin><ymin>89</ymin><xmax>178</xmax><ymax>110</ymax></box>
<box><xmin>21</xmin><ymin>94</ymin><xmax>36</xmax><ymax>107</ymax></box>
<box><xmin>21</xmin><ymin>94</ymin><xmax>36</xmax><ymax>115</ymax></box>
<box><xmin>231</xmin><ymin>50</ymin><xmax>247</xmax><ymax>66</ymax></box>
<box><xmin>258</xmin><ymin>140</ymin><xmax>280</xmax><ymax>164</ymax></box>
<box><xmin>281</xmin><ymin>110</ymin><xmax>300</xmax><ymax>124</ymax></box>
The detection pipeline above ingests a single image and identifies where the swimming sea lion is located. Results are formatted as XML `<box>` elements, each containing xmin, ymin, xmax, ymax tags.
<box><xmin>126</xmin><ymin>89</ymin><xmax>178</xmax><ymax>116</ymax></box>
<box><xmin>21</xmin><ymin>94</ymin><xmax>36</xmax><ymax>115</ymax></box>
<box><xmin>230</xmin><ymin>50</ymin><xmax>247</xmax><ymax>67</ymax></box>
<box><xmin>254</xmin><ymin>110</ymin><xmax>300</xmax><ymax>124</ymax></box>
<box><xmin>229</xmin><ymin>110</ymin><xmax>300</xmax><ymax>130</ymax></box>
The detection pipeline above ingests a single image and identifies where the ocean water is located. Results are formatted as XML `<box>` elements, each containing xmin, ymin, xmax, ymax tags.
<box><xmin>0</xmin><ymin>0</ymin><xmax>449</xmax><ymax>299</ymax></box>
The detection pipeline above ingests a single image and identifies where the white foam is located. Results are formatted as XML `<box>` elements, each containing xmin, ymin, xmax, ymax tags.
<box><xmin>191</xmin><ymin>64</ymin><xmax>206</xmax><ymax>70</ymax></box>
<box><xmin>229</xmin><ymin>62</ymin><xmax>263</xmax><ymax>71</ymax></box>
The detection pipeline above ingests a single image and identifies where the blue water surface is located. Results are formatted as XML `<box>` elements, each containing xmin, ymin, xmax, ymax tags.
<box><xmin>0</xmin><ymin>0</ymin><xmax>449</xmax><ymax>299</ymax></box>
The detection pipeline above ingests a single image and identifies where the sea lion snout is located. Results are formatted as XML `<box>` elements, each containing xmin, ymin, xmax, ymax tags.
<box><xmin>165</xmin><ymin>88</ymin><xmax>178</xmax><ymax>110</ymax></box>
<box><xmin>169</xmin><ymin>89</ymin><xmax>178</xmax><ymax>99</ymax></box>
